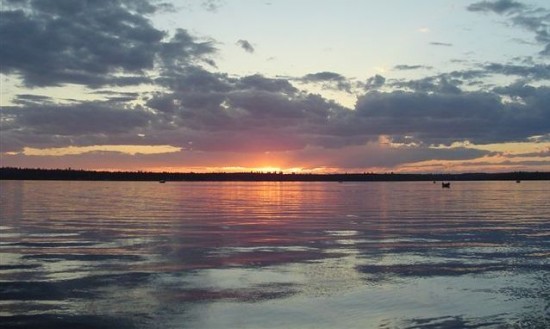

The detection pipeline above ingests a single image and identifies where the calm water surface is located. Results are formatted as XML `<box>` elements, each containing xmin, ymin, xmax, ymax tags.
<box><xmin>0</xmin><ymin>181</ymin><xmax>548</xmax><ymax>328</ymax></box>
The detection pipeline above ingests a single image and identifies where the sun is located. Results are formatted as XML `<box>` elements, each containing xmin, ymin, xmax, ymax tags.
<box><xmin>253</xmin><ymin>166</ymin><xmax>282</xmax><ymax>173</ymax></box>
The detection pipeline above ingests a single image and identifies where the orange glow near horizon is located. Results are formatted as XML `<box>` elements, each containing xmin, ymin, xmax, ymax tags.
<box><xmin>134</xmin><ymin>165</ymin><xmax>309</xmax><ymax>174</ymax></box>
<box><xmin>2</xmin><ymin>141</ymin><xmax>549</xmax><ymax>174</ymax></box>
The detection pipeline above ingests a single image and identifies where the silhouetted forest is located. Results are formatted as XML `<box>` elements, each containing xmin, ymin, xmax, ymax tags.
<box><xmin>1</xmin><ymin>167</ymin><xmax>549</xmax><ymax>182</ymax></box>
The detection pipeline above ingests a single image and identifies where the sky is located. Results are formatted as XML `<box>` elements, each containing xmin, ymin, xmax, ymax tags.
<box><xmin>1</xmin><ymin>0</ymin><xmax>549</xmax><ymax>173</ymax></box>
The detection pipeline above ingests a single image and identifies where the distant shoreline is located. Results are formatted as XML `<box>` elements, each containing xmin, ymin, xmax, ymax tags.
<box><xmin>1</xmin><ymin>167</ymin><xmax>549</xmax><ymax>182</ymax></box>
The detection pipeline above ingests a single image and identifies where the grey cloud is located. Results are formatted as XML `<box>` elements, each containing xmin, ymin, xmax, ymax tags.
<box><xmin>148</xmin><ymin>68</ymin><xmax>549</xmax><ymax>153</ymax></box>
<box><xmin>0</xmin><ymin>99</ymin><xmax>156</xmax><ymax>153</ymax></box>
<box><xmin>483</xmin><ymin>63</ymin><xmax>550</xmax><ymax>80</ymax></box>
<box><xmin>364</xmin><ymin>75</ymin><xmax>386</xmax><ymax>90</ymax></box>
<box><xmin>390</xmin><ymin>63</ymin><xmax>549</xmax><ymax>92</ymax></box>
<box><xmin>156</xmin><ymin>67</ymin><xmax>234</xmax><ymax>94</ymax></box>
<box><xmin>467</xmin><ymin>0</ymin><xmax>550</xmax><ymax>56</ymax></box>
<box><xmin>493</xmin><ymin>81</ymin><xmax>538</xmax><ymax>98</ymax></box>
<box><xmin>3</xmin><ymin>102</ymin><xmax>152</xmax><ymax>137</ymax></box>
<box><xmin>430</xmin><ymin>42</ymin><xmax>453</xmax><ymax>47</ymax></box>
<box><xmin>160</xmin><ymin>29</ymin><xmax>217</xmax><ymax>70</ymax></box>
<box><xmin>390</xmin><ymin>76</ymin><xmax>462</xmax><ymax>94</ymax></box>
<box><xmin>145</xmin><ymin>72</ymin><xmax>355</xmax><ymax>152</ymax></box>
<box><xmin>288</xmin><ymin>144</ymin><xmax>491</xmax><ymax>170</ymax></box>
<box><xmin>202</xmin><ymin>0</ymin><xmax>224</xmax><ymax>12</ymax></box>
<box><xmin>353</xmin><ymin>87</ymin><xmax>550</xmax><ymax>145</ymax></box>
<box><xmin>0</xmin><ymin>0</ymin><xmax>216</xmax><ymax>88</ymax></box>
<box><xmin>12</xmin><ymin>94</ymin><xmax>55</xmax><ymax>105</ymax></box>
<box><xmin>300</xmin><ymin>72</ymin><xmax>352</xmax><ymax>92</ymax></box>
<box><xmin>510</xmin><ymin>11</ymin><xmax>550</xmax><ymax>56</ymax></box>
<box><xmin>3</xmin><ymin>69</ymin><xmax>549</xmax><ymax>165</ymax></box>
<box><xmin>394</xmin><ymin>65</ymin><xmax>433</xmax><ymax>71</ymax></box>
<box><xmin>236</xmin><ymin>39</ymin><xmax>255</xmax><ymax>53</ymax></box>
<box><xmin>467</xmin><ymin>0</ymin><xmax>525</xmax><ymax>14</ymax></box>
<box><xmin>302</xmin><ymin>72</ymin><xmax>346</xmax><ymax>82</ymax></box>
<box><xmin>238</xmin><ymin>74</ymin><xmax>298</xmax><ymax>94</ymax></box>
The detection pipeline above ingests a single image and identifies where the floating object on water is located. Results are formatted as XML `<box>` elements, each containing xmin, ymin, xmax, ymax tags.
<box><xmin>441</xmin><ymin>182</ymin><xmax>451</xmax><ymax>188</ymax></box>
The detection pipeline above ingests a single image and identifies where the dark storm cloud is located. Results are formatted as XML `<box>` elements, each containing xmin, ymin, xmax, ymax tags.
<box><xmin>236</xmin><ymin>39</ymin><xmax>255</xmax><ymax>53</ymax></box>
<box><xmin>467</xmin><ymin>0</ymin><xmax>550</xmax><ymax>56</ymax></box>
<box><xmin>0</xmin><ymin>0</ymin><xmax>216</xmax><ymax>88</ymax></box>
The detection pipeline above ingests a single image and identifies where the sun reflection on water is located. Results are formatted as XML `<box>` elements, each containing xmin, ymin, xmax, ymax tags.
<box><xmin>0</xmin><ymin>181</ymin><xmax>548</xmax><ymax>328</ymax></box>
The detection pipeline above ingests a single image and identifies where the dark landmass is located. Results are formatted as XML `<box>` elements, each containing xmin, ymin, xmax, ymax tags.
<box><xmin>1</xmin><ymin>167</ymin><xmax>549</xmax><ymax>182</ymax></box>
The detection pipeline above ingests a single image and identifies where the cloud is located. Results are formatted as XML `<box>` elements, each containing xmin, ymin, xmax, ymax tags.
<box><xmin>0</xmin><ymin>0</ymin><xmax>216</xmax><ymax>88</ymax></box>
<box><xmin>390</xmin><ymin>76</ymin><xmax>462</xmax><ymax>94</ymax></box>
<box><xmin>352</xmin><ymin>86</ymin><xmax>550</xmax><ymax>145</ymax></box>
<box><xmin>483</xmin><ymin>63</ymin><xmax>550</xmax><ymax>80</ymax></box>
<box><xmin>281</xmin><ymin>143</ymin><xmax>492</xmax><ymax>171</ymax></box>
<box><xmin>146</xmin><ymin>72</ymin><xmax>346</xmax><ymax>152</ymax></box>
<box><xmin>202</xmin><ymin>0</ymin><xmax>224</xmax><ymax>12</ymax></box>
<box><xmin>1</xmin><ymin>0</ymin><xmax>548</xmax><ymax>172</ymax></box>
<box><xmin>364</xmin><ymin>75</ymin><xmax>386</xmax><ymax>90</ymax></box>
<box><xmin>22</xmin><ymin>145</ymin><xmax>181</xmax><ymax>156</ymax></box>
<box><xmin>302</xmin><ymin>72</ymin><xmax>346</xmax><ymax>82</ymax></box>
<box><xmin>430</xmin><ymin>42</ymin><xmax>453</xmax><ymax>47</ymax></box>
<box><xmin>393</xmin><ymin>65</ymin><xmax>433</xmax><ymax>71</ymax></box>
<box><xmin>236</xmin><ymin>39</ymin><xmax>255</xmax><ymax>53</ymax></box>
<box><xmin>0</xmin><ymin>100</ymin><xmax>153</xmax><ymax>152</ymax></box>
<box><xmin>3</xmin><ymin>68</ymin><xmax>549</xmax><ymax>169</ymax></box>
<box><xmin>467</xmin><ymin>0</ymin><xmax>550</xmax><ymax>56</ymax></box>
<box><xmin>467</xmin><ymin>0</ymin><xmax>525</xmax><ymax>14</ymax></box>
<box><xmin>301</xmin><ymin>71</ymin><xmax>352</xmax><ymax>92</ymax></box>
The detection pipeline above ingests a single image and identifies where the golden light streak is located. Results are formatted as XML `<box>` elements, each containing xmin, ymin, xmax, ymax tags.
<box><xmin>432</xmin><ymin>141</ymin><xmax>550</xmax><ymax>155</ymax></box>
<box><xmin>21</xmin><ymin>145</ymin><xmax>182</xmax><ymax>156</ymax></box>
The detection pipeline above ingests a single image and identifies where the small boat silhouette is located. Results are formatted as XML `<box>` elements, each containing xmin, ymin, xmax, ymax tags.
<box><xmin>441</xmin><ymin>182</ymin><xmax>451</xmax><ymax>188</ymax></box>
<box><xmin>159</xmin><ymin>180</ymin><xmax>166</xmax><ymax>183</ymax></box>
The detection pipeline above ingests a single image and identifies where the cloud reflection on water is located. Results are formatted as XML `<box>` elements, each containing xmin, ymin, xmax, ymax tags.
<box><xmin>0</xmin><ymin>181</ymin><xmax>548</xmax><ymax>328</ymax></box>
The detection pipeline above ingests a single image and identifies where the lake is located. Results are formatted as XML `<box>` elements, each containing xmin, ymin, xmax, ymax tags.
<box><xmin>0</xmin><ymin>180</ymin><xmax>548</xmax><ymax>328</ymax></box>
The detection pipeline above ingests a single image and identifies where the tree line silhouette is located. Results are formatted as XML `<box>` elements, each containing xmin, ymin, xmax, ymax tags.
<box><xmin>1</xmin><ymin>167</ymin><xmax>549</xmax><ymax>182</ymax></box>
